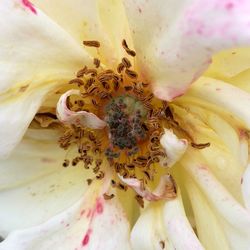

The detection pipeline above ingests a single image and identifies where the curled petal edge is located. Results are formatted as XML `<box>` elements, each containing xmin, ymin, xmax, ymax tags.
<box><xmin>160</xmin><ymin>128</ymin><xmax>188</xmax><ymax>168</ymax></box>
<box><xmin>119</xmin><ymin>174</ymin><xmax>177</xmax><ymax>201</ymax></box>
<box><xmin>56</xmin><ymin>89</ymin><xmax>106</xmax><ymax>129</ymax></box>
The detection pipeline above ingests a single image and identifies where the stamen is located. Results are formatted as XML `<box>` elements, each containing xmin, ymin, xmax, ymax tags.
<box><xmin>93</xmin><ymin>58</ymin><xmax>100</xmax><ymax>68</ymax></box>
<box><xmin>83</xmin><ymin>40</ymin><xmax>100</xmax><ymax>48</ymax></box>
<box><xmin>53</xmin><ymin>38</ymin><xmax>182</xmax><ymax>206</ymax></box>
<box><xmin>103</xmin><ymin>193</ymin><xmax>115</xmax><ymax>200</ymax></box>
<box><xmin>191</xmin><ymin>142</ymin><xmax>211</xmax><ymax>149</ymax></box>
<box><xmin>122</xmin><ymin>39</ymin><xmax>136</xmax><ymax>57</ymax></box>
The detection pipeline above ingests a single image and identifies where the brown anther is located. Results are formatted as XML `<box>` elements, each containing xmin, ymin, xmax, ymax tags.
<box><xmin>159</xmin><ymin>240</ymin><xmax>165</xmax><ymax>249</ymax></box>
<box><xmin>85</xmin><ymin>69</ymin><xmax>97</xmax><ymax>77</ymax></box>
<box><xmin>122</xmin><ymin>57</ymin><xmax>132</xmax><ymax>68</ymax></box>
<box><xmin>137</xmin><ymin>156</ymin><xmax>148</xmax><ymax>162</ymax></box>
<box><xmin>86</xmin><ymin>179</ymin><xmax>93</xmax><ymax>185</ymax></box>
<box><xmin>125</xmin><ymin>69</ymin><xmax>138</xmax><ymax>79</ymax></box>
<box><xmin>127</xmin><ymin>164</ymin><xmax>135</xmax><ymax>169</ymax></box>
<box><xmin>88</xmin><ymin>132</ymin><xmax>96</xmax><ymax>142</ymax></box>
<box><xmin>122</xmin><ymin>168</ymin><xmax>130</xmax><ymax>178</ymax></box>
<box><xmin>68</xmin><ymin>78</ymin><xmax>84</xmax><ymax>86</ymax></box>
<box><xmin>62</xmin><ymin>159</ymin><xmax>70</xmax><ymax>167</ymax></box>
<box><xmin>96</xmin><ymin>171</ymin><xmax>105</xmax><ymax>179</ymax></box>
<box><xmin>143</xmin><ymin>93</ymin><xmax>154</xmax><ymax>102</ymax></box>
<box><xmin>76</xmin><ymin>66</ymin><xmax>88</xmax><ymax>77</ymax></box>
<box><xmin>103</xmin><ymin>193</ymin><xmax>115</xmax><ymax>200</ymax></box>
<box><xmin>118</xmin><ymin>183</ymin><xmax>128</xmax><ymax>191</ymax></box>
<box><xmin>135</xmin><ymin>195</ymin><xmax>144</xmax><ymax>208</ymax></box>
<box><xmin>91</xmin><ymin>99</ymin><xmax>99</xmax><ymax>108</ymax></box>
<box><xmin>93</xmin><ymin>166</ymin><xmax>100</xmax><ymax>174</ymax></box>
<box><xmin>95</xmin><ymin>159</ymin><xmax>102</xmax><ymax>167</ymax></box>
<box><xmin>86</xmin><ymin>85</ymin><xmax>100</xmax><ymax>95</ymax></box>
<box><xmin>124</xmin><ymin>86</ymin><xmax>133</xmax><ymax>91</ymax></box>
<box><xmin>72</xmin><ymin>157</ymin><xmax>80</xmax><ymax>166</ymax></box>
<box><xmin>117</xmin><ymin>63</ymin><xmax>125</xmax><ymax>73</ymax></box>
<box><xmin>142</xmin><ymin>82</ymin><xmax>149</xmax><ymax>88</ymax></box>
<box><xmin>83</xmin><ymin>40</ymin><xmax>100</xmax><ymax>48</ymax></box>
<box><xmin>122</xmin><ymin>39</ymin><xmax>136</xmax><ymax>57</ymax></box>
<box><xmin>99</xmin><ymin>91</ymin><xmax>112</xmax><ymax>100</ymax></box>
<box><xmin>93</xmin><ymin>58</ymin><xmax>100</xmax><ymax>68</ymax></box>
<box><xmin>101</xmin><ymin>81</ymin><xmax>110</xmax><ymax>90</ymax></box>
<box><xmin>122</xmin><ymin>39</ymin><xmax>129</xmax><ymax>50</ymax></box>
<box><xmin>113</xmin><ymin>80</ymin><xmax>120</xmax><ymax>91</ymax></box>
<box><xmin>143</xmin><ymin>171</ymin><xmax>151</xmax><ymax>180</ymax></box>
<box><xmin>111</xmin><ymin>179</ymin><xmax>116</xmax><ymax>187</ymax></box>
<box><xmin>164</xmin><ymin>106</ymin><xmax>174</xmax><ymax>119</ymax></box>
<box><xmin>191</xmin><ymin>142</ymin><xmax>211</xmax><ymax>149</ymax></box>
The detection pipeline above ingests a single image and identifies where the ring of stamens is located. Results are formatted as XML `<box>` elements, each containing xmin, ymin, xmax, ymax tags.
<box><xmin>33</xmin><ymin>39</ymin><xmax>186</xmax><ymax>207</ymax></box>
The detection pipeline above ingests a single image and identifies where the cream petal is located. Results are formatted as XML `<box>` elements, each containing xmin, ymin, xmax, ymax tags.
<box><xmin>241</xmin><ymin>164</ymin><xmax>250</xmax><ymax>210</ymax></box>
<box><xmin>177</xmin><ymin>77</ymin><xmax>250</xmax><ymax>129</ymax></box>
<box><xmin>163</xmin><ymin>194</ymin><xmax>204</xmax><ymax>250</ymax></box>
<box><xmin>160</xmin><ymin>128</ymin><xmax>188</xmax><ymax>168</ymax></box>
<box><xmin>181</xmin><ymin>152</ymin><xmax>250</xmax><ymax>249</ymax></box>
<box><xmin>0</xmin><ymin>0</ymin><xmax>92</xmax><ymax>157</ymax></box>
<box><xmin>184</xmin><ymin>174</ymin><xmax>231</xmax><ymax>250</ymax></box>
<box><xmin>130</xmin><ymin>192</ymin><xmax>203</xmax><ymax>250</ymax></box>
<box><xmin>171</xmin><ymin>104</ymin><xmax>245</xmax><ymax>201</ymax></box>
<box><xmin>32</xmin><ymin>0</ymin><xmax>134</xmax><ymax>67</ymax></box>
<box><xmin>123</xmin><ymin>0</ymin><xmax>250</xmax><ymax>101</ymax></box>
<box><xmin>0</xmin><ymin>183</ymin><xmax>131</xmax><ymax>250</ymax></box>
<box><xmin>131</xmin><ymin>203</ymin><xmax>175</xmax><ymax>250</ymax></box>
<box><xmin>0</xmin><ymin>128</ymin><xmax>94</xmax><ymax>236</ymax></box>
<box><xmin>56</xmin><ymin>89</ymin><xmax>106</xmax><ymax>129</ymax></box>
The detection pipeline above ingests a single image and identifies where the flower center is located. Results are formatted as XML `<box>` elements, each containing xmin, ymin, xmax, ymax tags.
<box><xmin>104</xmin><ymin>95</ymin><xmax>148</xmax><ymax>157</ymax></box>
<box><xmin>33</xmin><ymin>39</ymin><xmax>180</xmax><ymax>207</ymax></box>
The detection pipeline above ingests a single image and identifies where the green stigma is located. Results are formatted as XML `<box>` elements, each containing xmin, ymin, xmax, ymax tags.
<box><xmin>104</xmin><ymin>95</ymin><xmax>148</xmax><ymax>158</ymax></box>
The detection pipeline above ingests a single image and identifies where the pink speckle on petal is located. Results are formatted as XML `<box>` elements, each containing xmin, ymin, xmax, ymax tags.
<box><xmin>21</xmin><ymin>0</ymin><xmax>37</xmax><ymax>14</ymax></box>
<box><xmin>225</xmin><ymin>2</ymin><xmax>234</xmax><ymax>10</ymax></box>
<box><xmin>82</xmin><ymin>229</ymin><xmax>92</xmax><ymax>246</ymax></box>
<box><xmin>96</xmin><ymin>199</ymin><xmax>103</xmax><ymax>214</ymax></box>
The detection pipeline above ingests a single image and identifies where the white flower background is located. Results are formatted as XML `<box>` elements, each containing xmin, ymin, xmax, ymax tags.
<box><xmin>0</xmin><ymin>0</ymin><xmax>250</xmax><ymax>249</ymax></box>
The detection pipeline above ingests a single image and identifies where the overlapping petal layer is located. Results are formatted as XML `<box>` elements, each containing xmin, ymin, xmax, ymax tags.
<box><xmin>123</xmin><ymin>0</ymin><xmax>250</xmax><ymax>101</ymax></box>
<box><xmin>0</xmin><ymin>129</ymin><xmax>93</xmax><ymax>237</ymax></box>
<box><xmin>0</xmin><ymin>0</ymin><xmax>92</xmax><ymax>157</ymax></box>
<box><xmin>131</xmin><ymin>193</ymin><xmax>204</xmax><ymax>250</ymax></box>
<box><xmin>32</xmin><ymin>0</ymin><xmax>134</xmax><ymax>68</ymax></box>
<box><xmin>0</xmin><ymin>182</ymin><xmax>131</xmax><ymax>250</ymax></box>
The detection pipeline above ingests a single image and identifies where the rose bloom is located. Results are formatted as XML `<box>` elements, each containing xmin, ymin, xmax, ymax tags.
<box><xmin>1</xmin><ymin>0</ymin><xmax>250</xmax><ymax>250</ymax></box>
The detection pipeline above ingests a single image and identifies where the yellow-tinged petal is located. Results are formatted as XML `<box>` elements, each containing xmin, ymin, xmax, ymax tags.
<box><xmin>0</xmin><ymin>183</ymin><xmax>131</xmax><ymax>250</ymax></box>
<box><xmin>131</xmin><ymin>203</ymin><xmax>175</xmax><ymax>250</ymax></box>
<box><xmin>32</xmin><ymin>0</ymin><xmax>134</xmax><ymax>67</ymax></box>
<box><xmin>205</xmin><ymin>48</ymin><xmax>250</xmax><ymax>79</ymax></box>
<box><xmin>130</xmin><ymin>192</ymin><xmax>204</xmax><ymax>250</ymax></box>
<box><xmin>0</xmin><ymin>129</ymin><xmax>93</xmax><ymax>236</ymax></box>
<box><xmin>123</xmin><ymin>0</ymin><xmax>250</xmax><ymax>101</ymax></box>
<box><xmin>184</xmin><ymin>174</ymin><xmax>231</xmax><ymax>250</ymax></box>
<box><xmin>181</xmin><ymin>151</ymin><xmax>250</xmax><ymax>249</ymax></box>
<box><xmin>177</xmin><ymin>76</ymin><xmax>250</xmax><ymax>129</ymax></box>
<box><xmin>241</xmin><ymin>164</ymin><xmax>250</xmax><ymax>210</ymax></box>
<box><xmin>171</xmin><ymin>104</ymin><xmax>245</xmax><ymax>201</ymax></box>
<box><xmin>0</xmin><ymin>0</ymin><xmax>92</xmax><ymax>157</ymax></box>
